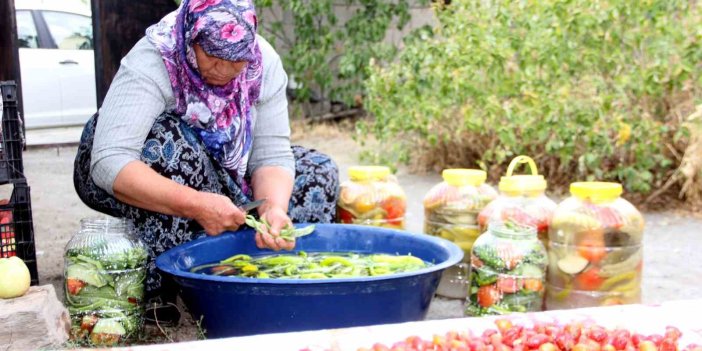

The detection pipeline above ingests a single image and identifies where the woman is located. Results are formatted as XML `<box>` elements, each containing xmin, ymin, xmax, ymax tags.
<box><xmin>73</xmin><ymin>0</ymin><xmax>338</xmax><ymax>323</ymax></box>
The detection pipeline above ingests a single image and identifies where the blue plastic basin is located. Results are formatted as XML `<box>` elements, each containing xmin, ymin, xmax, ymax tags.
<box><xmin>155</xmin><ymin>224</ymin><xmax>463</xmax><ymax>338</ymax></box>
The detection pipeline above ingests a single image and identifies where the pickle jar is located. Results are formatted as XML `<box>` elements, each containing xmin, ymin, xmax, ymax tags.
<box><xmin>423</xmin><ymin>169</ymin><xmax>498</xmax><ymax>298</ymax></box>
<box><xmin>477</xmin><ymin>155</ymin><xmax>557</xmax><ymax>248</ymax></box>
<box><xmin>546</xmin><ymin>182</ymin><xmax>645</xmax><ymax>309</ymax></box>
<box><xmin>465</xmin><ymin>222</ymin><xmax>548</xmax><ymax>316</ymax></box>
<box><xmin>64</xmin><ymin>216</ymin><xmax>147</xmax><ymax>346</ymax></box>
<box><xmin>337</xmin><ymin>166</ymin><xmax>407</xmax><ymax>229</ymax></box>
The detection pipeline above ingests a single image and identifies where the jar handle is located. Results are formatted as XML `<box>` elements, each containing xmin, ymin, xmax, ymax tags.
<box><xmin>505</xmin><ymin>155</ymin><xmax>539</xmax><ymax>177</ymax></box>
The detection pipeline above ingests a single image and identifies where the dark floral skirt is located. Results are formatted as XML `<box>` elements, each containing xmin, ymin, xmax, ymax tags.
<box><xmin>73</xmin><ymin>113</ymin><xmax>339</xmax><ymax>297</ymax></box>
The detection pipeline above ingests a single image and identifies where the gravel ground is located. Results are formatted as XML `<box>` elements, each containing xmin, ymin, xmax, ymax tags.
<box><xmin>17</xmin><ymin>128</ymin><xmax>702</xmax><ymax>342</ymax></box>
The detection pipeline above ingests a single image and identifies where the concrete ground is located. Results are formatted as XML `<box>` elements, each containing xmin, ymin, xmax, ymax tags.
<box><xmin>17</xmin><ymin>124</ymin><xmax>702</xmax><ymax>341</ymax></box>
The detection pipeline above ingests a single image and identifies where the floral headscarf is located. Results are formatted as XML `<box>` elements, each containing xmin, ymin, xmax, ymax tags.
<box><xmin>146</xmin><ymin>0</ymin><xmax>263</xmax><ymax>193</ymax></box>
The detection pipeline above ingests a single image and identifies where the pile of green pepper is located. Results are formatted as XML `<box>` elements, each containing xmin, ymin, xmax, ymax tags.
<box><xmin>190</xmin><ymin>251</ymin><xmax>429</xmax><ymax>279</ymax></box>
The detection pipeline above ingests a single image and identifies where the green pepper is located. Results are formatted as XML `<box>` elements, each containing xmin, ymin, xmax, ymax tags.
<box><xmin>221</xmin><ymin>254</ymin><xmax>252</xmax><ymax>264</ymax></box>
<box><xmin>371</xmin><ymin>254</ymin><xmax>425</xmax><ymax>266</ymax></box>
<box><xmin>473</xmin><ymin>266</ymin><xmax>498</xmax><ymax>286</ymax></box>
<box><xmin>258</xmin><ymin>256</ymin><xmax>306</xmax><ymax>266</ymax></box>
<box><xmin>320</xmin><ymin>256</ymin><xmax>353</xmax><ymax>267</ymax></box>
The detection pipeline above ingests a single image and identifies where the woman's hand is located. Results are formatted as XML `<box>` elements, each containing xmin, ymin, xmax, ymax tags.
<box><xmin>192</xmin><ymin>191</ymin><xmax>247</xmax><ymax>235</ymax></box>
<box><xmin>254</xmin><ymin>205</ymin><xmax>295</xmax><ymax>251</ymax></box>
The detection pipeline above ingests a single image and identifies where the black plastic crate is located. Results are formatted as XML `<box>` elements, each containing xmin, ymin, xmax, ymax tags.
<box><xmin>0</xmin><ymin>81</ymin><xmax>25</xmax><ymax>185</ymax></box>
<box><xmin>0</xmin><ymin>181</ymin><xmax>37</xmax><ymax>284</ymax></box>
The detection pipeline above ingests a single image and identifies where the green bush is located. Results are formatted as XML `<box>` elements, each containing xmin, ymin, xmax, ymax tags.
<box><xmin>362</xmin><ymin>0</ymin><xmax>702</xmax><ymax>196</ymax></box>
<box><xmin>255</xmin><ymin>0</ymin><xmax>426</xmax><ymax>109</ymax></box>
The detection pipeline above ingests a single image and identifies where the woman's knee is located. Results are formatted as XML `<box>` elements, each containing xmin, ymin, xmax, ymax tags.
<box><xmin>140</xmin><ymin>113</ymin><xmax>217</xmax><ymax>191</ymax></box>
<box><xmin>289</xmin><ymin>146</ymin><xmax>339</xmax><ymax>223</ymax></box>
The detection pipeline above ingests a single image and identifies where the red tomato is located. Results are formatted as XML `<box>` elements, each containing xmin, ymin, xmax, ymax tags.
<box><xmin>66</xmin><ymin>278</ymin><xmax>86</xmax><ymax>295</ymax></box>
<box><xmin>648</xmin><ymin>335</ymin><xmax>664</xmax><ymax>347</ymax></box>
<box><xmin>337</xmin><ymin>208</ymin><xmax>355</xmax><ymax>224</ymax></box>
<box><xmin>503</xmin><ymin>326</ymin><xmax>524</xmax><ymax>347</ymax></box>
<box><xmin>613</xmin><ymin>331</ymin><xmax>632</xmax><ymax>349</ymax></box>
<box><xmin>632</xmin><ymin>334</ymin><xmax>647</xmax><ymax>347</ymax></box>
<box><xmin>80</xmin><ymin>314</ymin><xmax>98</xmax><ymax>332</ymax></box>
<box><xmin>660</xmin><ymin>339</ymin><xmax>678</xmax><ymax>351</ymax></box>
<box><xmin>575</xmin><ymin>267</ymin><xmax>605</xmax><ymax>291</ymax></box>
<box><xmin>477</xmin><ymin>285</ymin><xmax>502</xmax><ymax>308</ymax></box>
<box><xmin>589</xmin><ymin>326</ymin><xmax>608</xmax><ymax>343</ymax></box>
<box><xmin>526</xmin><ymin>334</ymin><xmax>550</xmax><ymax>349</ymax></box>
<box><xmin>578</xmin><ymin>234</ymin><xmax>607</xmax><ymax>263</ymax></box>
<box><xmin>383</xmin><ymin>197</ymin><xmax>406</xmax><ymax>222</ymax></box>
<box><xmin>539</xmin><ymin>343</ymin><xmax>558</xmax><ymax>351</ymax></box>
<box><xmin>495</xmin><ymin>319</ymin><xmax>514</xmax><ymax>335</ymax></box>
<box><xmin>484</xmin><ymin>329</ymin><xmax>499</xmax><ymax>338</ymax></box>
<box><xmin>639</xmin><ymin>341</ymin><xmax>658</xmax><ymax>351</ymax></box>
<box><xmin>478</xmin><ymin>206</ymin><xmax>495</xmax><ymax>228</ymax></box>
<box><xmin>523</xmin><ymin>279</ymin><xmax>544</xmax><ymax>292</ymax></box>
<box><xmin>497</xmin><ymin>277</ymin><xmax>524</xmax><ymax>294</ymax></box>
<box><xmin>556</xmin><ymin>334</ymin><xmax>576</xmax><ymax>351</ymax></box>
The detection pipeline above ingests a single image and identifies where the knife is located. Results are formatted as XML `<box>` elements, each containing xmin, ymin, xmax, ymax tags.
<box><xmin>240</xmin><ymin>198</ymin><xmax>267</xmax><ymax>213</ymax></box>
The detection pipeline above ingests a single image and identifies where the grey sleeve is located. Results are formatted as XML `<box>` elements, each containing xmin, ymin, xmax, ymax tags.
<box><xmin>247</xmin><ymin>47</ymin><xmax>295</xmax><ymax>177</ymax></box>
<box><xmin>90</xmin><ymin>38</ymin><xmax>173</xmax><ymax>194</ymax></box>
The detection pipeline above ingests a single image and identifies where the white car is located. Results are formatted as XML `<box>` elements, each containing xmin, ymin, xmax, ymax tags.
<box><xmin>15</xmin><ymin>0</ymin><xmax>96</xmax><ymax>129</ymax></box>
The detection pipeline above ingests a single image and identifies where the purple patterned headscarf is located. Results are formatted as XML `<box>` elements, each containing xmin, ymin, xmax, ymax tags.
<box><xmin>146</xmin><ymin>0</ymin><xmax>263</xmax><ymax>192</ymax></box>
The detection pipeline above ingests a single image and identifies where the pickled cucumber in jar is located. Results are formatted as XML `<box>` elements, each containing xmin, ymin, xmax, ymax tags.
<box><xmin>466</xmin><ymin>221</ymin><xmax>547</xmax><ymax>316</ymax></box>
<box><xmin>423</xmin><ymin>169</ymin><xmax>497</xmax><ymax>298</ymax></box>
<box><xmin>337</xmin><ymin>166</ymin><xmax>407</xmax><ymax>229</ymax></box>
<box><xmin>546</xmin><ymin>182</ymin><xmax>644</xmax><ymax>310</ymax></box>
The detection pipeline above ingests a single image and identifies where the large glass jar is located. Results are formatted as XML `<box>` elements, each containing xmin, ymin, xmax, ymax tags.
<box><xmin>546</xmin><ymin>182</ymin><xmax>644</xmax><ymax>309</ymax></box>
<box><xmin>477</xmin><ymin>156</ymin><xmax>557</xmax><ymax>248</ymax></box>
<box><xmin>465</xmin><ymin>222</ymin><xmax>547</xmax><ymax>316</ymax></box>
<box><xmin>337</xmin><ymin>166</ymin><xmax>407</xmax><ymax>229</ymax></box>
<box><xmin>64</xmin><ymin>217</ymin><xmax>147</xmax><ymax>346</ymax></box>
<box><xmin>423</xmin><ymin>169</ymin><xmax>498</xmax><ymax>298</ymax></box>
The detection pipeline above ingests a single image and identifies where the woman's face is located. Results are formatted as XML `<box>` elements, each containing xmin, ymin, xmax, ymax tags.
<box><xmin>194</xmin><ymin>44</ymin><xmax>247</xmax><ymax>86</ymax></box>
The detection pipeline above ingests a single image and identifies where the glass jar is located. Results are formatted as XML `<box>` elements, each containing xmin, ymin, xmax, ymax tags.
<box><xmin>465</xmin><ymin>222</ymin><xmax>548</xmax><ymax>316</ymax></box>
<box><xmin>64</xmin><ymin>216</ymin><xmax>147</xmax><ymax>346</ymax></box>
<box><xmin>423</xmin><ymin>169</ymin><xmax>498</xmax><ymax>298</ymax></box>
<box><xmin>337</xmin><ymin>166</ymin><xmax>407</xmax><ymax>229</ymax></box>
<box><xmin>477</xmin><ymin>156</ymin><xmax>557</xmax><ymax>248</ymax></box>
<box><xmin>546</xmin><ymin>182</ymin><xmax>644</xmax><ymax>309</ymax></box>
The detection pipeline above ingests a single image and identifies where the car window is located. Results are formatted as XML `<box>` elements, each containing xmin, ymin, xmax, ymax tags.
<box><xmin>16</xmin><ymin>10</ymin><xmax>39</xmax><ymax>48</ymax></box>
<box><xmin>42</xmin><ymin>11</ymin><xmax>93</xmax><ymax>50</ymax></box>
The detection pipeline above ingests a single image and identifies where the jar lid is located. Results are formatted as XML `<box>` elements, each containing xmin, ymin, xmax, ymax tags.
<box><xmin>570</xmin><ymin>181</ymin><xmax>622</xmax><ymax>202</ymax></box>
<box><xmin>498</xmin><ymin>155</ymin><xmax>547</xmax><ymax>193</ymax></box>
<box><xmin>442</xmin><ymin>169</ymin><xmax>486</xmax><ymax>187</ymax></box>
<box><xmin>349</xmin><ymin>166</ymin><xmax>391</xmax><ymax>181</ymax></box>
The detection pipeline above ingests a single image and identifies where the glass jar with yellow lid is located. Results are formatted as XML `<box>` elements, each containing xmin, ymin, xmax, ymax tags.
<box><xmin>546</xmin><ymin>182</ymin><xmax>644</xmax><ymax>309</ymax></box>
<box><xmin>477</xmin><ymin>156</ymin><xmax>557</xmax><ymax>248</ymax></box>
<box><xmin>337</xmin><ymin>166</ymin><xmax>407</xmax><ymax>229</ymax></box>
<box><xmin>423</xmin><ymin>169</ymin><xmax>498</xmax><ymax>298</ymax></box>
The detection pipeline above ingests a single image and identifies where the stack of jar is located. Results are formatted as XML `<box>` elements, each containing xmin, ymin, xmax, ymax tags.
<box><xmin>423</xmin><ymin>169</ymin><xmax>497</xmax><ymax>298</ymax></box>
<box><xmin>546</xmin><ymin>182</ymin><xmax>645</xmax><ymax>309</ymax></box>
<box><xmin>477</xmin><ymin>156</ymin><xmax>557</xmax><ymax>248</ymax></box>
<box><xmin>464</xmin><ymin>156</ymin><xmax>555</xmax><ymax>315</ymax></box>
<box><xmin>337</xmin><ymin>166</ymin><xmax>407</xmax><ymax>229</ymax></box>
<box><xmin>64</xmin><ymin>217</ymin><xmax>147</xmax><ymax>346</ymax></box>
